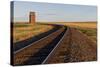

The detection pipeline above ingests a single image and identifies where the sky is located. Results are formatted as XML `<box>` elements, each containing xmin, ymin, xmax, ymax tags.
<box><xmin>12</xmin><ymin>1</ymin><xmax>97</xmax><ymax>22</ymax></box>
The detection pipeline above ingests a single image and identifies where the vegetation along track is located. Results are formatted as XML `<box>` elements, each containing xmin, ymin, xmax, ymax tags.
<box><xmin>43</xmin><ymin>27</ymin><xmax>97</xmax><ymax>64</ymax></box>
<box><xmin>13</xmin><ymin>25</ymin><xmax>61</xmax><ymax>52</ymax></box>
<box><xmin>13</xmin><ymin>25</ymin><xmax>67</xmax><ymax>65</ymax></box>
<box><xmin>12</xmin><ymin>25</ymin><xmax>96</xmax><ymax>66</ymax></box>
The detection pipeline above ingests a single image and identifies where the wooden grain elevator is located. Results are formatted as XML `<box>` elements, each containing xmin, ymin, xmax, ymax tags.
<box><xmin>29</xmin><ymin>12</ymin><xmax>35</xmax><ymax>24</ymax></box>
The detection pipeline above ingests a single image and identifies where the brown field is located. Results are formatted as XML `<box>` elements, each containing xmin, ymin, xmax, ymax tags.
<box><xmin>13</xmin><ymin>22</ymin><xmax>97</xmax><ymax>42</ymax></box>
<box><xmin>57</xmin><ymin>22</ymin><xmax>96</xmax><ymax>28</ymax></box>
<box><xmin>13</xmin><ymin>23</ymin><xmax>53</xmax><ymax>43</ymax></box>
<box><xmin>44</xmin><ymin>22</ymin><xmax>97</xmax><ymax>42</ymax></box>
<box><xmin>13</xmin><ymin>22</ymin><xmax>97</xmax><ymax>65</ymax></box>
<box><xmin>64</xmin><ymin>22</ymin><xmax>97</xmax><ymax>42</ymax></box>
<box><xmin>43</xmin><ymin>22</ymin><xmax>97</xmax><ymax>28</ymax></box>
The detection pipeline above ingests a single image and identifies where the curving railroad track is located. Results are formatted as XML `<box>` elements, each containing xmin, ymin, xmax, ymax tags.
<box><xmin>12</xmin><ymin>25</ymin><xmax>68</xmax><ymax>65</ymax></box>
<box><xmin>11</xmin><ymin>25</ymin><xmax>96</xmax><ymax>66</ymax></box>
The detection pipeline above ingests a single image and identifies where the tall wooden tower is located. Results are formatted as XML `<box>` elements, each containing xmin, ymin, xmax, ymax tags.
<box><xmin>29</xmin><ymin>12</ymin><xmax>35</xmax><ymax>24</ymax></box>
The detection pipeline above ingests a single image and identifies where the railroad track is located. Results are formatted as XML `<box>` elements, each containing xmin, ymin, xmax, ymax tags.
<box><xmin>42</xmin><ymin>28</ymin><xmax>96</xmax><ymax>64</ymax></box>
<box><xmin>12</xmin><ymin>25</ymin><xmax>68</xmax><ymax>65</ymax></box>
<box><xmin>12</xmin><ymin>25</ymin><xmax>96</xmax><ymax>66</ymax></box>
<box><xmin>13</xmin><ymin>25</ymin><xmax>61</xmax><ymax>52</ymax></box>
<box><xmin>42</xmin><ymin>27</ymin><xmax>71</xmax><ymax>64</ymax></box>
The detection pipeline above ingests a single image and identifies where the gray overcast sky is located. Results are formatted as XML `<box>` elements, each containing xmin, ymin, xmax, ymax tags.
<box><xmin>12</xmin><ymin>1</ymin><xmax>97</xmax><ymax>22</ymax></box>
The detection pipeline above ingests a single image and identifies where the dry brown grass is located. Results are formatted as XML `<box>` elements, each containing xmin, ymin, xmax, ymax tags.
<box><xmin>45</xmin><ymin>22</ymin><xmax>97</xmax><ymax>29</ymax></box>
<box><xmin>46</xmin><ymin>22</ymin><xmax>97</xmax><ymax>42</ymax></box>
<box><xmin>62</xmin><ymin>22</ymin><xmax>97</xmax><ymax>42</ymax></box>
<box><xmin>62</xmin><ymin>22</ymin><xmax>97</xmax><ymax>29</ymax></box>
<box><xmin>13</xmin><ymin>23</ymin><xmax>53</xmax><ymax>43</ymax></box>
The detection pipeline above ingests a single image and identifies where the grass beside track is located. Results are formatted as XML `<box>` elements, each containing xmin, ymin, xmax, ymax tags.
<box><xmin>76</xmin><ymin>27</ymin><xmax>97</xmax><ymax>42</ymax></box>
<box><xmin>13</xmin><ymin>23</ymin><xmax>53</xmax><ymax>43</ymax></box>
<box><xmin>65</xmin><ymin>22</ymin><xmax>97</xmax><ymax>42</ymax></box>
<box><xmin>44</xmin><ymin>22</ymin><xmax>97</xmax><ymax>42</ymax></box>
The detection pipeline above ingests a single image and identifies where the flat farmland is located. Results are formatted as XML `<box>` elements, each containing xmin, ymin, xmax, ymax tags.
<box><xmin>12</xmin><ymin>23</ymin><xmax>53</xmax><ymax>43</ymax></box>
<box><xmin>59</xmin><ymin>22</ymin><xmax>96</xmax><ymax>28</ymax></box>
<box><xmin>63</xmin><ymin>22</ymin><xmax>97</xmax><ymax>42</ymax></box>
<box><xmin>46</xmin><ymin>22</ymin><xmax>97</xmax><ymax>42</ymax></box>
<box><xmin>12</xmin><ymin>22</ymin><xmax>97</xmax><ymax>65</ymax></box>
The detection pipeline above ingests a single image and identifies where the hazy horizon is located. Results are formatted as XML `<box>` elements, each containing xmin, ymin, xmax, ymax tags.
<box><xmin>12</xmin><ymin>1</ymin><xmax>97</xmax><ymax>22</ymax></box>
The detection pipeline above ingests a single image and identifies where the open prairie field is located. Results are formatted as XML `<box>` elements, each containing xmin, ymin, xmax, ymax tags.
<box><xmin>44</xmin><ymin>22</ymin><xmax>97</xmax><ymax>42</ymax></box>
<box><xmin>44</xmin><ymin>22</ymin><xmax>97</xmax><ymax>28</ymax></box>
<box><xmin>64</xmin><ymin>22</ymin><xmax>97</xmax><ymax>42</ymax></box>
<box><xmin>12</xmin><ymin>23</ymin><xmax>53</xmax><ymax>43</ymax></box>
<box><xmin>61</xmin><ymin>22</ymin><xmax>97</xmax><ymax>28</ymax></box>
